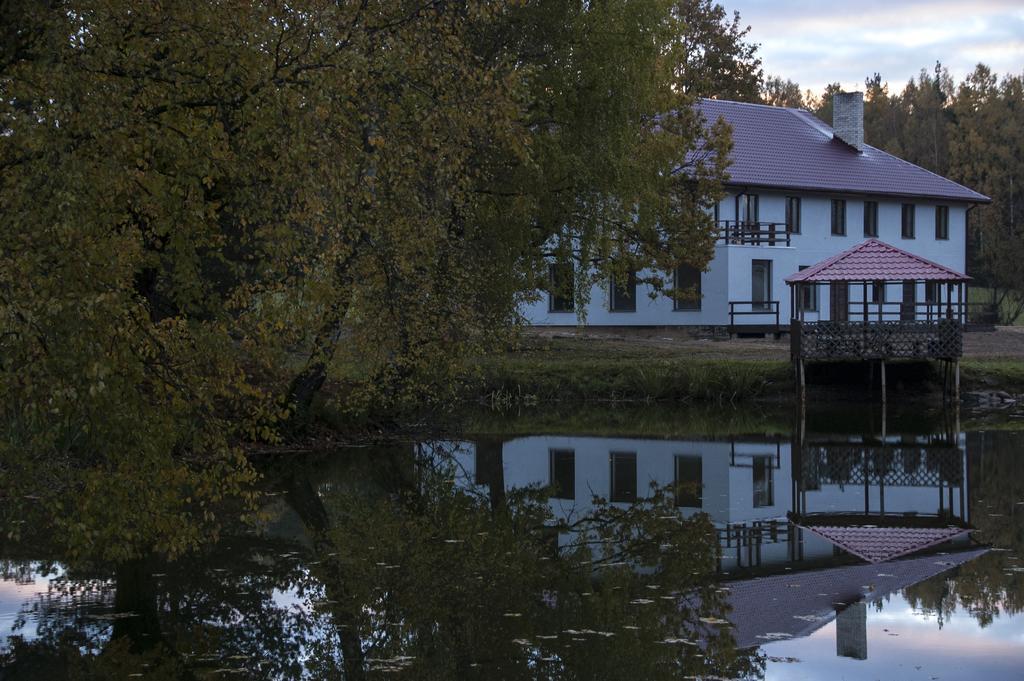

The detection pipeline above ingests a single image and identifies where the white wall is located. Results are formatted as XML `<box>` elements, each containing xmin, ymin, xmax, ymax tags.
<box><xmin>521</xmin><ymin>190</ymin><xmax>969</xmax><ymax>327</ymax></box>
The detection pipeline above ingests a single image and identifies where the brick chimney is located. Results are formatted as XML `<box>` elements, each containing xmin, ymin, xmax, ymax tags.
<box><xmin>832</xmin><ymin>91</ymin><xmax>864</xmax><ymax>152</ymax></box>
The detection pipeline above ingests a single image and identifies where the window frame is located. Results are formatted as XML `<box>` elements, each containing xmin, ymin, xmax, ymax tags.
<box><xmin>752</xmin><ymin>455</ymin><xmax>775</xmax><ymax>508</ymax></box>
<box><xmin>902</xmin><ymin>203</ymin><xmax>916</xmax><ymax>239</ymax></box>
<box><xmin>609</xmin><ymin>451</ymin><xmax>638</xmax><ymax>503</ymax></box>
<box><xmin>751</xmin><ymin>259</ymin><xmax>773</xmax><ymax>312</ymax></box>
<box><xmin>674</xmin><ymin>455</ymin><xmax>703</xmax><ymax>508</ymax></box>
<box><xmin>547</xmin><ymin>263</ymin><xmax>575</xmax><ymax>313</ymax></box>
<box><xmin>736</xmin><ymin>193</ymin><xmax>759</xmax><ymax>225</ymax></box>
<box><xmin>863</xmin><ymin>200</ymin><xmax>879</xmax><ymax>238</ymax></box>
<box><xmin>831</xmin><ymin>199</ymin><xmax>847</xmax><ymax>236</ymax></box>
<box><xmin>785</xmin><ymin>196</ymin><xmax>801</xmax><ymax>235</ymax></box>
<box><xmin>549</xmin><ymin>449</ymin><xmax>575</xmax><ymax>500</ymax></box>
<box><xmin>673</xmin><ymin>263</ymin><xmax>702</xmax><ymax>311</ymax></box>
<box><xmin>609</xmin><ymin>270</ymin><xmax>637</xmax><ymax>313</ymax></box>
<box><xmin>935</xmin><ymin>205</ymin><xmax>949</xmax><ymax>240</ymax></box>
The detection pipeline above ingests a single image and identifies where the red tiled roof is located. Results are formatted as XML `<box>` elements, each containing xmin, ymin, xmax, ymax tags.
<box><xmin>694</xmin><ymin>99</ymin><xmax>990</xmax><ymax>203</ymax></box>
<box><xmin>785</xmin><ymin>239</ymin><xmax>970</xmax><ymax>283</ymax></box>
<box><xmin>797</xmin><ymin>524</ymin><xmax>970</xmax><ymax>563</ymax></box>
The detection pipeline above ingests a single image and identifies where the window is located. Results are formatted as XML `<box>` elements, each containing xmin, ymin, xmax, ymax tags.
<box><xmin>935</xmin><ymin>205</ymin><xmax>949</xmax><ymax>240</ymax></box>
<box><xmin>610</xmin><ymin>452</ymin><xmax>637</xmax><ymax>503</ymax></box>
<box><xmin>751</xmin><ymin>259</ymin><xmax>772</xmax><ymax>312</ymax></box>
<box><xmin>548</xmin><ymin>263</ymin><xmax>574</xmax><ymax>313</ymax></box>
<box><xmin>609</xmin><ymin>271</ymin><xmax>637</xmax><ymax>312</ymax></box>
<box><xmin>753</xmin><ymin>455</ymin><xmax>774</xmax><ymax>507</ymax></box>
<box><xmin>926</xmin><ymin>282</ymin><xmax>940</xmax><ymax>304</ymax></box>
<box><xmin>798</xmin><ymin>265</ymin><xmax>818</xmax><ymax>312</ymax></box>
<box><xmin>549</xmin><ymin>449</ymin><xmax>575</xmax><ymax>500</ymax></box>
<box><xmin>785</xmin><ymin>197</ymin><xmax>801</xmax><ymax>234</ymax></box>
<box><xmin>674</xmin><ymin>455</ymin><xmax>703</xmax><ymax>508</ymax></box>
<box><xmin>673</xmin><ymin>264</ymin><xmax>701</xmax><ymax>311</ymax></box>
<box><xmin>902</xmin><ymin>203</ymin><xmax>915</xmax><ymax>239</ymax></box>
<box><xmin>863</xmin><ymin>201</ymin><xmax>878</xmax><ymax>237</ymax></box>
<box><xmin>736</xmin><ymin>194</ymin><xmax>759</xmax><ymax>224</ymax></box>
<box><xmin>830</xmin><ymin>199</ymin><xmax>847</xmax><ymax>236</ymax></box>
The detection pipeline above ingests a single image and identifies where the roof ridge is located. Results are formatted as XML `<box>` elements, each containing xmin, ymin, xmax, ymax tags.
<box><xmin>698</xmin><ymin>96</ymin><xmax>809</xmax><ymax>114</ymax></box>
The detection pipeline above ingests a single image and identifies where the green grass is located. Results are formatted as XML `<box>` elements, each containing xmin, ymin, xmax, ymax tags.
<box><xmin>473</xmin><ymin>338</ymin><xmax>791</xmax><ymax>405</ymax></box>
<box><xmin>961</xmin><ymin>359</ymin><xmax>1024</xmax><ymax>393</ymax></box>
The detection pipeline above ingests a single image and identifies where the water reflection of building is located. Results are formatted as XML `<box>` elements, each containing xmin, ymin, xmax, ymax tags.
<box><xmin>430</xmin><ymin>415</ymin><xmax>985</xmax><ymax>663</ymax></box>
<box><xmin>446</xmin><ymin>427</ymin><xmax>971</xmax><ymax>573</ymax></box>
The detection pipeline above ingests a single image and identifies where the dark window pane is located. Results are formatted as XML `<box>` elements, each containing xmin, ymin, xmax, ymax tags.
<box><xmin>674</xmin><ymin>455</ymin><xmax>702</xmax><ymax>507</ymax></box>
<box><xmin>935</xmin><ymin>205</ymin><xmax>949</xmax><ymax>240</ymax></box>
<box><xmin>863</xmin><ymin>201</ymin><xmax>878</xmax><ymax>237</ymax></box>
<box><xmin>548</xmin><ymin>263</ymin><xmax>574</xmax><ymax>313</ymax></box>
<box><xmin>674</xmin><ymin>264</ymin><xmax>701</xmax><ymax>310</ymax></box>
<box><xmin>752</xmin><ymin>259</ymin><xmax>772</xmax><ymax>311</ymax></box>
<box><xmin>610</xmin><ymin>452</ymin><xmax>637</xmax><ymax>503</ymax></box>
<box><xmin>902</xmin><ymin>204</ymin><xmax>915</xmax><ymax>238</ymax></box>
<box><xmin>736</xmin><ymin>194</ymin><xmax>759</xmax><ymax>224</ymax></box>
<box><xmin>786</xmin><ymin>197</ymin><xmax>801</xmax><ymax>234</ymax></box>
<box><xmin>610</xmin><ymin>271</ymin><xmax>637</xmax><ymax>312</ymax></box>
<box><xmin>550</xmin><ymin>449</ymin><xmax>575</xmax><ymax>500</ymax></box>
<box><xmin>831</xmin><ymin>199</ymin><xmax>846</xmax><ymax>236</ymax></box>
<box><xmin>753</xmin><ymin>455</ymin><xmax>774</xmax><ymax>507</ymax></box>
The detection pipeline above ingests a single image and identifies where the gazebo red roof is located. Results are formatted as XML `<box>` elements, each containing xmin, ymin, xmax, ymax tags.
<box><xmin>785</xmin><ymin>239</ymin><xmax>970</xmax><ymax>284</ymax></box>
<box><xmin>797</xmin><ymin>524</ymin><xmax>970</xmax><ymax>563</ymax></box>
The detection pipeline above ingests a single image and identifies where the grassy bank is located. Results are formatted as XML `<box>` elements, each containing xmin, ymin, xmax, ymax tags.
<box><xmin>961</xmin><ymin>359</ymin><xmax>1024</xmax><ymax>393</ymax></box>
<box><xmin>474</xmin><ymin>336</ymin><xmax>791</xmax><ymax>405</ymax></box>
<box><xmin>470</xmin><ymin>335</ymin><xmax>1024</xmax><ymax>407</ymax></box>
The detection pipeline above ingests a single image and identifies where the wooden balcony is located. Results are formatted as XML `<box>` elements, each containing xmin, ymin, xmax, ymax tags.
<box><xmin>717</xmin><ymin>220</ymin><xmax>791</xmax><ymax>247</ymax></box>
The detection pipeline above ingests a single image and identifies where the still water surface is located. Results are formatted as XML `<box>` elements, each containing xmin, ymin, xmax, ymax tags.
<box><xmin>2</xmin><ymin>403</ymin><xmax>1022</xmax><ymax>679</ymax></box>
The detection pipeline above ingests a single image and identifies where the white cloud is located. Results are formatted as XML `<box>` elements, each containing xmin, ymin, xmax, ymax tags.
<box><xmin>724</xmin><ymin>0</ymin><xmax>1024</xmax><ymax>92</ymax></box>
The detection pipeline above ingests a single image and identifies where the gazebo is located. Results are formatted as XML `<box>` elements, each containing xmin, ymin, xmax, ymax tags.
<box><xmin>786</xmin><ymin>239</ymin><xmax>969</xmax><ymax>400</ymax></box>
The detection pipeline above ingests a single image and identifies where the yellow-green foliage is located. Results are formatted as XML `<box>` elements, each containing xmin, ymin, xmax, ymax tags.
<box><xmin>1</xmin><ymin>1</ymin><xmax>756</xmax><ymax>561</ymax></box>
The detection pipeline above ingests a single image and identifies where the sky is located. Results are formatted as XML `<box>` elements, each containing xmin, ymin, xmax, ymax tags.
<box><xmin>724</xmin><ymin>0</ymin><xmax>1024</xmax><ymax>94</ymax></box>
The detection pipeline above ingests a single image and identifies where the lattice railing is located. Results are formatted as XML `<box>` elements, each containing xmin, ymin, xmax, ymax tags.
<box><xmin>794</xmin><ymin>319</ymin><xmax>962</xmax><ymax>360</ymax></box>
<box><xmin>800</xmin><ymin>445</ymin><xmax>964</xmax><ymax>488</ymax></box>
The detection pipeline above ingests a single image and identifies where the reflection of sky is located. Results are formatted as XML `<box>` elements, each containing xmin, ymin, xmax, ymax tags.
<box><xmin>724</xmin><ymin>0</ymin><xmax>1024</xmax><ymax>92</ymax></box>
<box><xmin>760</xmin><ymin>593</ymin><xmax>1024</xmax><ymax>680</ymax></box>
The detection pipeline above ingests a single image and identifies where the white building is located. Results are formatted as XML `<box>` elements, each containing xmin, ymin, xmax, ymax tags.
<box><xmin>521</xmin><ymin>93</ymin><xmax>990</xmax><ymax>332</ymax></box>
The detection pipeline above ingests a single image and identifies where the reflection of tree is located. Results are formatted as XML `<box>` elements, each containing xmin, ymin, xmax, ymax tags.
<box><xmin>904</xmin><ymin>432</ymin><xmax>1024</xmax><ymax>627</ymax></box>
<box><xmin>1</xmin><ymin>443</ymin><xmax>766</xmax><ymax>679</ymax></box>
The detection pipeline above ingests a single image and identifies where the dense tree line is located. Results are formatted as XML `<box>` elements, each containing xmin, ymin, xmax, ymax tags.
<box><xmin>760</xmin><ymin>65</ymin><xmax>1024</xmax><ymax>323</ymax></box>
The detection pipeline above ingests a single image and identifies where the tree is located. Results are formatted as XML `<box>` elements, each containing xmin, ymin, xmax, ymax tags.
<box><xmin>760</xmin><ymin>75</ymin><xmax>805</xmax><ymax>109</ymax></box>
<box><xmin>947</xmin><ymin>65</ymin><xmax>1024</xmax><ymax>324</ymax></box>
<box><xmin>1</xmin><ymin>1</ymin><xmax>751</xmax><ymax>561</ymax></box>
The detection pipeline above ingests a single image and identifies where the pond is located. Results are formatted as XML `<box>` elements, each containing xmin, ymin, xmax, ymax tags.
<box><xmin>2</xmin><ymin>402</ymin><xmax>1022</xmax><ymax>680</ymax></box>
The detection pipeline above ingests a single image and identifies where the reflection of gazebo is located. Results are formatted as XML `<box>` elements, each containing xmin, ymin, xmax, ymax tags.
<box><xmin>786</xmin><ymin>239</ymin><xmax>969</xmax><ymax>399</ymax></box>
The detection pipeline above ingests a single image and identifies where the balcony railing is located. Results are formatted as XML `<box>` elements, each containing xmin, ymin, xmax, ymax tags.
<box><xmin>717</xmin><ymin>220</ymin><xmax>791</xmax><ymax>247</ymax></box>
<box><xmin>729</xmin><ymin>300</ymin><xmax>780</xmax><ymax>329</ymax></box>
